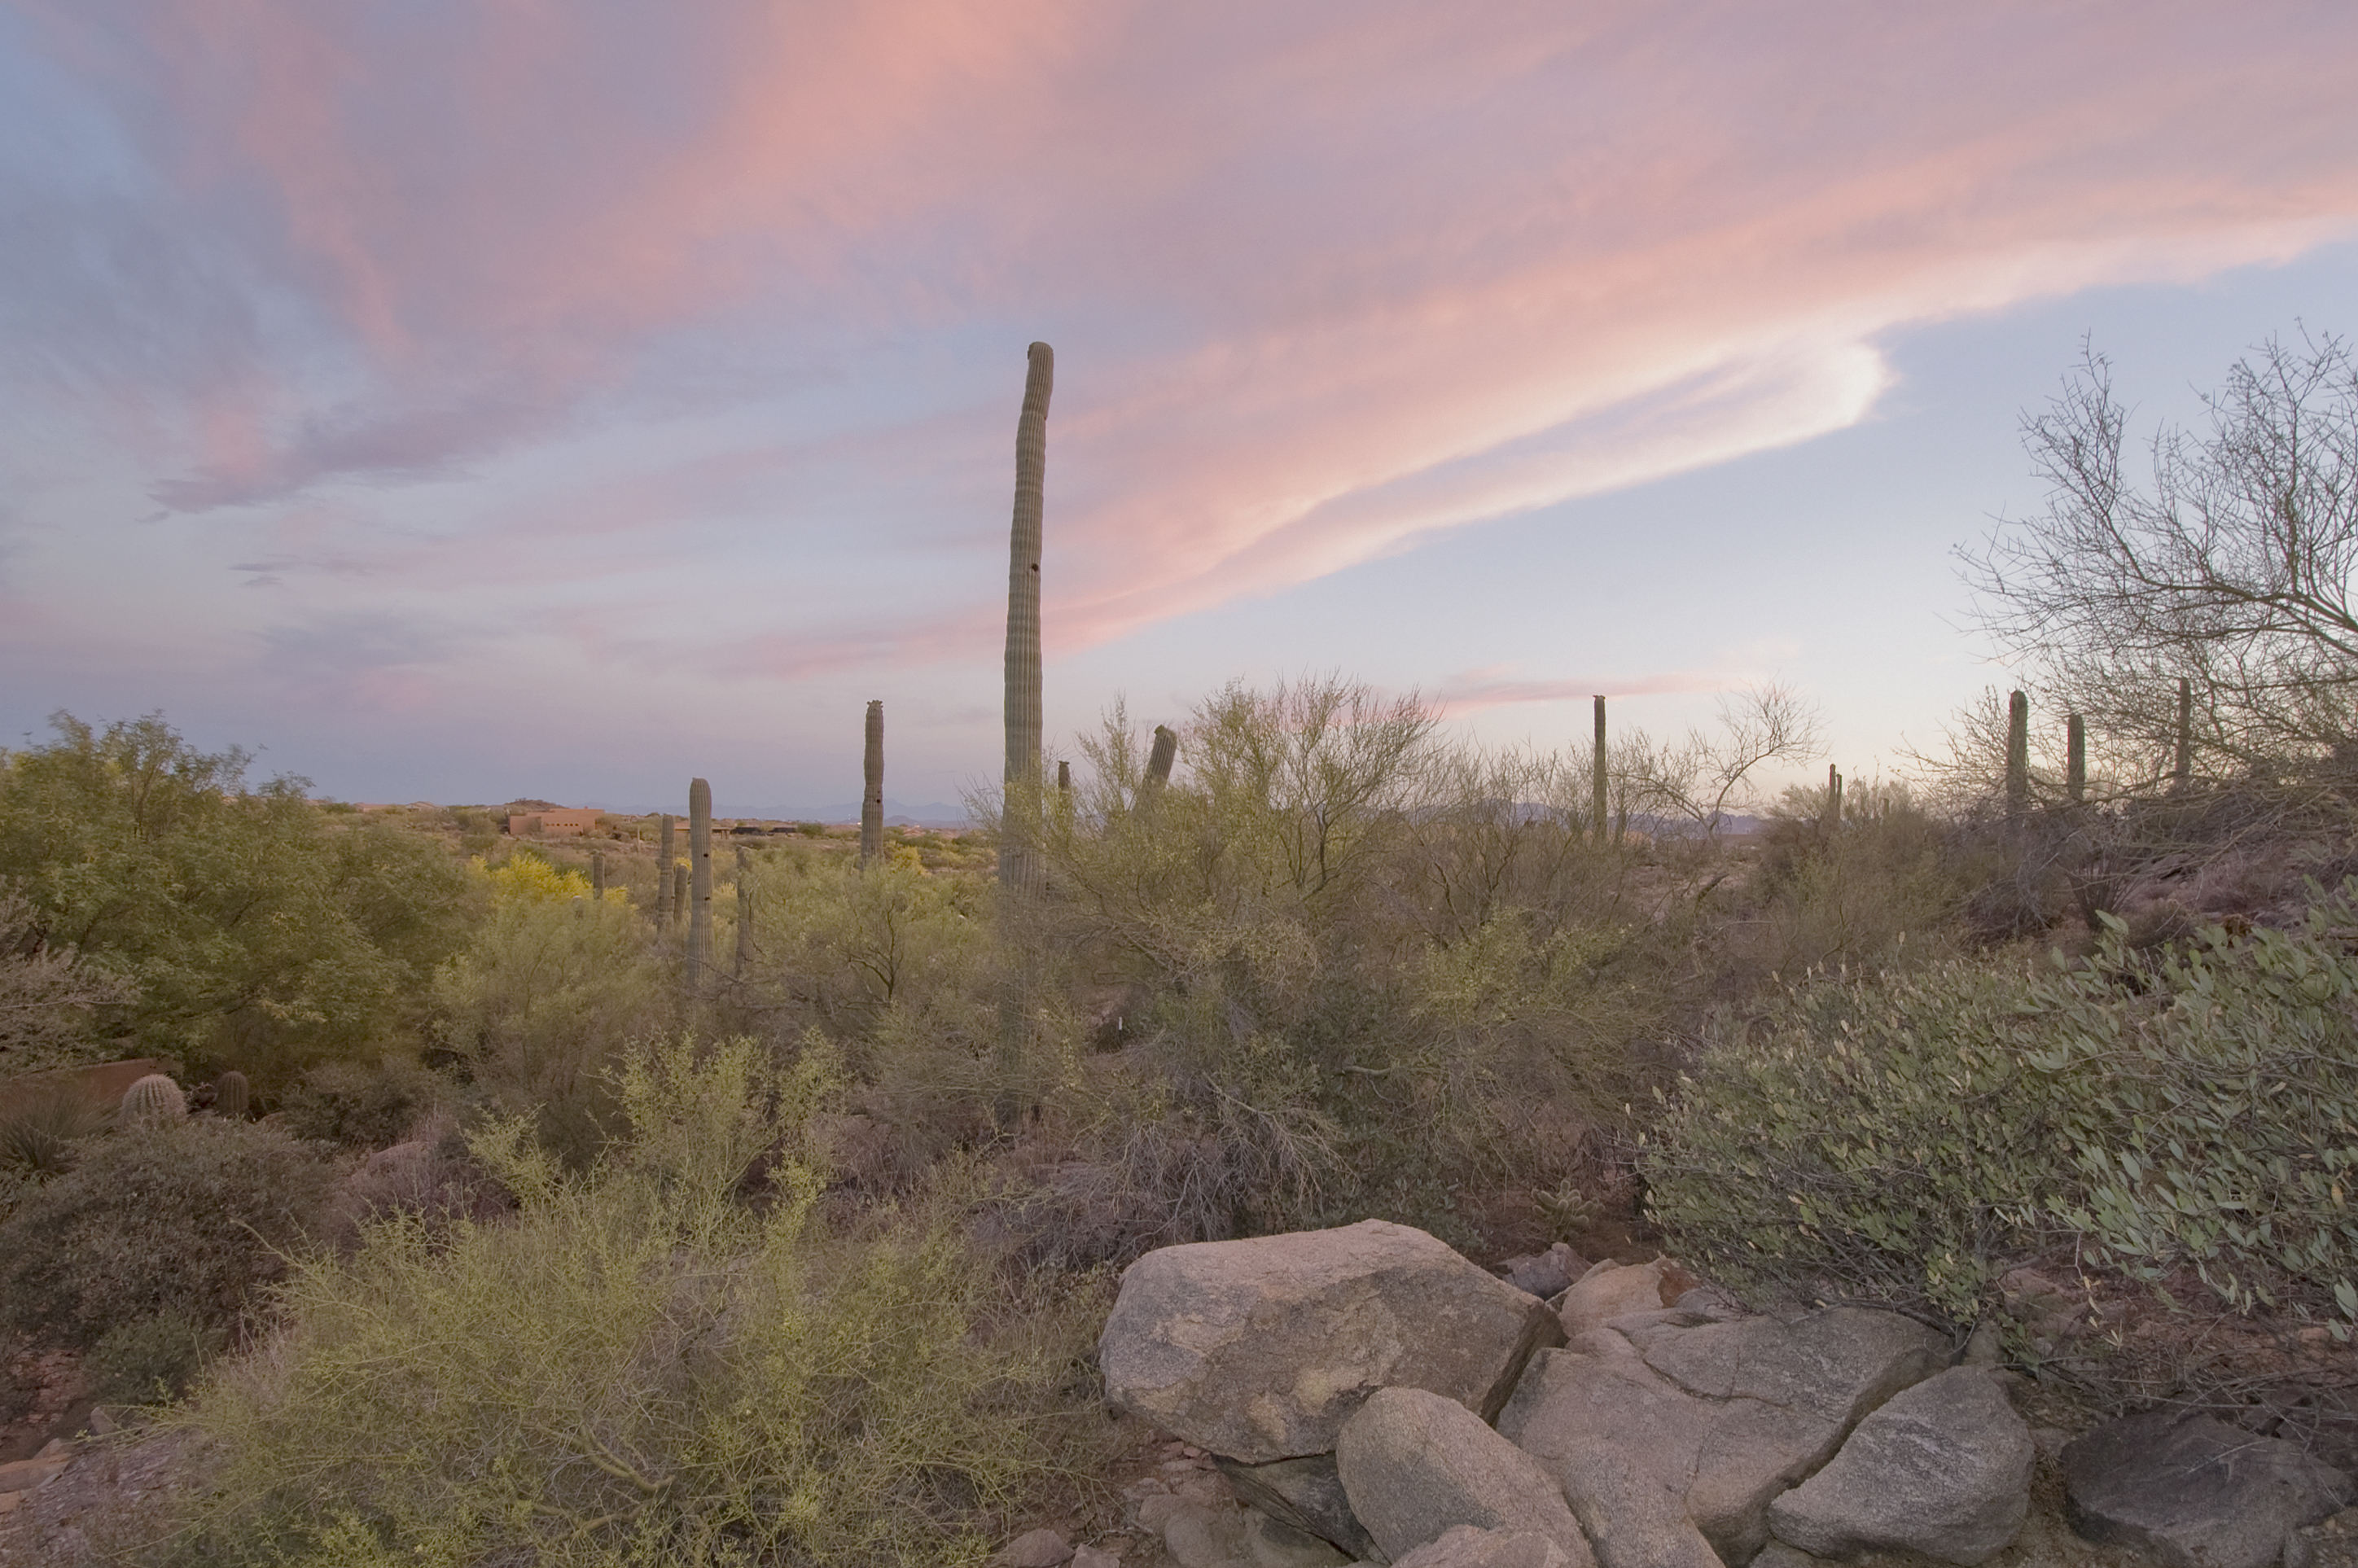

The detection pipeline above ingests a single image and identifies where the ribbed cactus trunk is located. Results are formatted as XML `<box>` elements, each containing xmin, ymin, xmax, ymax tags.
<box><xmin>734</xmin><ymin>844</ymin><xmax>753</xmax><ymax>979</ymax></box>
<box><xmin>2006</xmin><ymin>690</ymin><xmax>2030</xmax><ymax>817</ymax></box>
<box><xmin>2172</xmin><ymin>677</ymin><xmax>2194</xmax><ymax>791</ymax></box>
<box><xmin>1592</xmin><ymin>696</ymin><xmax>1608</xmax><ymax>841</ymax></box>
<box><xmin>686</xmin><ymin>778</ymin><xmax>713</xmax><ymax>988</ymax></box>
<box><xmin>1001</xmin><ymin>341</ymin><xmax>1053</xmax><ymax>898</ymax></box>
<box><xmin>590</xmin><ymin>850</ymin><xmax>606</xmax><ymax>898</ymax></box>
<box><xmin>1824</xmin><ymin>764</ymin><xmax>1843</xmax><ymax>831</ymax></box>
<box><xmin>1142</xmin><ymin>725</ymin><xmax>1177</xmax><ymax>803</ymax></box>
<box><xmin>860</xmin><ymin>700</ymin><xmax>885</xmax><ymax>869</ymax></box>
<box><xmin>657</xmin><ymin>815</ymin><xmax>677</xmax><ymax>923</ymax></box>
<box><xmin>997</xmin><ymin>341</ymin><xmax>1053</xmax><ymax>1130</ymax></box>
<box><xmin>671</xmin><ymin>863</ymin><xmax>687</xmax><ymax>928</ymax></box>
<box><xmin>2067</xmin><ymin>713</ymin><xmax>2087</xmax><ymax>804</ymax></box>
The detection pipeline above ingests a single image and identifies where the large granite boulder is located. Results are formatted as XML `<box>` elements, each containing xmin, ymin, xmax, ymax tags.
<box><xmin>1767</xmin><ymin>1367</ymin><xmax>2033</xmax><ymax>1565</ymax></box>
<box><xmin>1099</xmin><ymin>1220</ymin><xmax>1563</xmax><ymax>1464</ymax></box>
<box><xmin>2063</xmin><ymin>1408</ymin><xmax>2355</xmax><ymax>1568</ymax></box>
<box><xmin>1216</xmin><ymin>1453</ymin><xmax>1377</xmax><ymax>1561</ymax></box>
<box><xmin>1499</xmin><ymin>1307</ymin><xmax>1948</xmax><ymax>1566</ymax></box>
<box><xmin>1335</xmin><ymin>1387</ymin><xmax>1593</xmax><ymax>1567</ymax></box>
<box><xmin>1392</xmin><ymin>1524</ymin><xmax>1587</xmax><ymax>1568</ymax></box>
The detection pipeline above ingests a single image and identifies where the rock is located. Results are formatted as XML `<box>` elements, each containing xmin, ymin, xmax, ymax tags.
<box><xmin>1335</xmin><ymin>1387</ymin><xmax>1592</xmax><ymax>1567</ymax></box>
<box><xmin>1502</xmin><ymin>1244</ymin><xmax>1586</xmax><ymax>1299</ymax></box>
<box><xmin>1500</xmin><ymin>1307</ymin><xmax>1948</xmax><ymax>1566</ymax></box>
<box><xmin>1099</xmin><ymin>1220</ymin><xmax>1564</xmax><ymax>1463</ymax></box>
<box><xmin>1000</xmin><ymin>1526</ymin><xmax>1076</xmax><ymax>1566</ymax></box>
<box><xmin>1554</xmin><ymin>1260</ymin><xmax>1678</xmax><ymax>1338</ymax></box>
<box><xmin>1749</xmin><ymin>1544</ymin><xmax>1824</xmax><ymax>1568</ymax></box>
<box><xmin>1526</xmin><ymin>1443</ymin><xmax>1720</xmax><ymax>1568</ymax></box>
<box><xmin>1159</xmin><ymin>1498</ymin><xmax>1352</xmax><ymax>1568</ymax></box>
<box><xmin>2287</xmin><ymin>1504</ymin><xmax>2358</xmax><ymax>1568</ymax></box>
<box><xmin>1071</xmin><ymin>1548</ymin><xmax>1123</xmax><ymax>1568</ymax></box>
<box><xmin>1767</xmin><ymin>1367</ymin><xmax>2033</xmax><ymax>1566</ymax></box>
<box><xmin>1217</xmin><ymin>1452</ymin><xmax>1377</xmax><ymax>1560</ymax></box>
<box><xmin>1392</xmin><ymin>1523</ymin><xmax>1586</xmax><ymax>1568</ymax></box>
<box><xmin>2062</xmin><ymin>1407</ymin><xmax>2355</xmax><ymax>1568</ymax></box>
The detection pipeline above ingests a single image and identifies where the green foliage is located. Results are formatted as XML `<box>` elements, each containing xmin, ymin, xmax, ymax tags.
<box><xmin>1023</xmin><ymin>682</ymin><xmax>1664</xmax><ymax>1250</ymax></box>
<box><xmin>0</xmin><ymin>713</ymin><xmax>473</xmax><ymax>1081</ymax></box>
<box><xmin>280</xmin><ymin>1054</ymin><xmax>446</xmax><ymax>1148</ymax></box>
<box><xmin>0</xmin><ymin>1116</ymin><xmax>339</xmax><ymax>1351</ymax></box>
<box><xmin>431</xmin><ymin>856</ymin><xmax>666</xmax><ymax>1165</ymax></box>
<box><xmin>1646</xmin><ymin>887</ymin><xmax>2358</xmax><ymax>1332</ymax></box>
<box><xmin>0</xmin><ymin>888</ymin><xmax>131</xmax><ymax>1077</ymax></box>
<box><xmin>168</xmin><ymin>1033</ymin><xmax>1101</xmax><ymax>1567</ymax></box>
<box><xmin>1742</xmin><ymin>777</ymin><xmax>1964</xmax><ymax>977</ymax></box>
<box><xmin>1642</xmin><ymin>956</ymin><xmax>2058</xmax><ymax>1325</ymax></box>
<box><xmin>85</xmin><ymin>1312</ymin><xmax>228</xmax><ymax>1404</ymax></box>
<box><xmin>0</xmin><ymin>1083</ymin><xmax>112</xmax><ymax>1174</ymax></box>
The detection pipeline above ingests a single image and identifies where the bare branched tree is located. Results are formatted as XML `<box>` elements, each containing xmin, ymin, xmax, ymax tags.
<box><xmin>1958</xmin><ymin>332</ymin><xmax>2358</xmax><ymax>782</ymax></box>
<box><xmin>1613</xmin><ymin>683</ymin><xmax>1825</xmax><ymax>842</ymax></box>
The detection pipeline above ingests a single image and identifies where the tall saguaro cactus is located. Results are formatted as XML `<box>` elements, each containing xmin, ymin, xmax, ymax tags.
<box><xmin>734</xmin><ymin>843</ymin><xmax>753</xmax><ymax>979</ymax></box>
<box><xmin>1824</xmin><ymin>764</ymin><xmax>1843</xmax><ymax>830</ymax></box>
<box><xmin>657</xmin><ymin>814</ymin><xmax>677</xmax><ymax>923</ymax></box>
<box><xmin>1592</xmin><ymin>696</ymin><xmax>1608</xmax><ymax>841</ymax></box>
<box><xmin>687</xmin><ymin>778</ymin><xmax>713</xmax><ymax>986</ymax></box>
<box><xmin>997</xmin><ymin>341</ymin><xmax>1054</xmax><ymax>1129</ymax></box>
<box><xmin>861</xmin><ymin>700</ymin><xmax>885</xmax><ymax>869</ymax></box>
<box><xmin>2067</xmin><ymin>712</ymin><xmax>2087</xmax><ymax>804</ymax></box>
<box><xmin>1001</xmin><ymin>341</ymin><xmax>1054</xmax><ymax>900</ymax></box>
<box><xmin>2006</xmin><ymin>690</ymin><xmax>2030</xmax><ymax>817</ymax></box>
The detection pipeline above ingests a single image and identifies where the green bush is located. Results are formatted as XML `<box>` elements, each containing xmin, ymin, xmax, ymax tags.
<box><xmin>430</xmin><ymin>856</ymin><xmax>666</xmax><ymax>1165</ymax></box>
<box><xmin>0</xmin><ymin>714</ymin><xmax>473</xmax><ymax>1082</ymax></box>
<box><xmin>0</xmin><ymin>1082</ymin><xmax>112</xmax><ymax>1174</ymax></box>
<box><xmin>85</xmin><ymin>1312</ymin><xmax>228</xmax><ymax>1404</ymax></box>
<box><xmin>165</xmin><ymin>1033</ymin><xmax>1103</xmax><ymax>1567</ymax></box>
<box><xmin>1645</xmin><ymin>887</ymin><xmax>2358</xmax><ymax>1333</ymax></box>
<box><xmin>279</xmin><ymin>1053</ymin><xmax>449</xmax><ymax>1148</ymax></box>
<box><xmin>0</xmin><ymin>1117</ymin><xmax>339</xmax><ymax>1351</ymax></box>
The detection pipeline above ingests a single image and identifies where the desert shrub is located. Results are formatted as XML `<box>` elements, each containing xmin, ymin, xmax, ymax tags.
<box><xmin>1021</xmin><ymin>685</ymin><xmax>1670</xmax><ymax>1249</ymax></box>
<box><xmin>1647</xmin><ymin>887</ymin><xmax>2358</xmax><ymax>1333</ymax></box>
<box><xmin>0</xmin><ymin>888</ymin><xmax>133</xmax><ymax>1077</ymax></box>
<box><xmin>0</xmin><ymin>715</ymin><xmax>473</xmax><ymax>1084</ymax></box>
<box><xmin>0</xmin><ymin>1081</ymin><xmax>113</xmax><ymax>1174</ymax></box>
<box><xmin>431</xmin><ymin>855</ymin><xmax>666</xmax><ymax>1165</ymax></box>
<box><xmin>85</xmin><ymin>1311</ymin><xmax>228</xmax><ymax>1404</ymax></box>
<box><xmin>0</xmin><ymin>1116</ymin><xmax>339</xmax><ymax>1351</ymax></box>
<box><xmin>168</xmin><ymin>1033</ymin><xmax>1103</xmax><ymax>1567</ymax></box>
<box><xmin>279</xmin><ymin>1053</ymin><xmax>449</xmax><ymax>1148</ymax></box>
<box><xmin>1738</xmin><ymin>778</ymin><xmax>1964</xmax><ymax>978</ymax></box>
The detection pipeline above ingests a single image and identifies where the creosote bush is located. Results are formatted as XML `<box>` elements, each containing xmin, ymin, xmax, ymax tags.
<box><xmin>162</xmin><ymin>1032</ymin><xmax>1106</xmax><ymax>1568</ymax></box>
<box><xmin>1646</xmin><ymin>886</ymin><xmax>2358</xmax><ymax>1335</ymax></box>
<box><xmin>0</xmin><ymin>1117</ymin><xmax>339</xmax><ymax>1356</ymax></box>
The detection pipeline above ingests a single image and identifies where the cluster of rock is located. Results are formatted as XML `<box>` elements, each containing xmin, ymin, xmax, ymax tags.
<box><xmin>1092</xmin><ymin>1220</ymin><xmax>2357</xmax><ymax>1568</ymax></box>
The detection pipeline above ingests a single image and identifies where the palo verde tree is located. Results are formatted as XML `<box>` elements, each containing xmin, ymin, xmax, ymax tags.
<box><xmin>0</xmin><ymin>712</ymin><xmax>471</xmax><ymax>1080</ymax></box>
<box><xmin>1959</xmin><ymin>331</ymin><xmax>2358</xmax><ymax>784</ymax></box>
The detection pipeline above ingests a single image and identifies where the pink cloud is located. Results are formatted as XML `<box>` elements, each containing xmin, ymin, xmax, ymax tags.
<box><xmin>16</xmin><ymin>1</ymin><xmax>2358</xmax><ymax>673</ymax></box>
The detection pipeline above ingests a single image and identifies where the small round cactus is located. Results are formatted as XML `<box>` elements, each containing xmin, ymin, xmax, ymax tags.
<box><xmin>213</xmin><ymin>1070</ymin><xmax>251</xmax><ymax>1119</ymax></box>
<box><xmin>119</xmin><ymin>1073</ymin><xmax>187</xmax><ymax>1128</ymax></box>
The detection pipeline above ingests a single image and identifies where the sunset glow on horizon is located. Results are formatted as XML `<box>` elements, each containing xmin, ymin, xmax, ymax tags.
<box><xmin>6</xmin><ymin>3</ymin><xmax>2358</xmax><ymax>813</ymax></box>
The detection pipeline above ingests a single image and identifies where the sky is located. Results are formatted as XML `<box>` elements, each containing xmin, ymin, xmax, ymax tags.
<box><xmin>4</xmin><ymin>2</ymin><xmax>2358</xmax><ymax>818</ymax></box>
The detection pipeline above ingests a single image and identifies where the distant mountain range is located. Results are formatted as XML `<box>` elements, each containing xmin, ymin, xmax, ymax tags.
<box><xmin>742</xmin><ymin>800</ymin><xmax>975</xmax><ymax>830</ymax></box>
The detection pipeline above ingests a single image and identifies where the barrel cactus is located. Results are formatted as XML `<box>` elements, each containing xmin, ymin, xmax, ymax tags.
<box><xmin>119</xmin><ymin>1073</ymin><xmax>187</xmax><ymax>1128</ymax></box>
<box><xmin>213</xmin><ymin>1070</ymin><xmax>251</xmax><ymax>1120</ymax></box>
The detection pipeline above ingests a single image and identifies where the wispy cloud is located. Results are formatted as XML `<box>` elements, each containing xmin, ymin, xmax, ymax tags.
<box><xmin>3</xmin><ymin>1</ymin><xmax>2357</xmax><ymax>791</ymax></box>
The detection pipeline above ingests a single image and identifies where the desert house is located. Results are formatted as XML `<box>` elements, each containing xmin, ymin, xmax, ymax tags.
<box><xmin>505</xmin><ymin>808</ymin><xmax>604</xmax><ymax>837</ymax></box>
